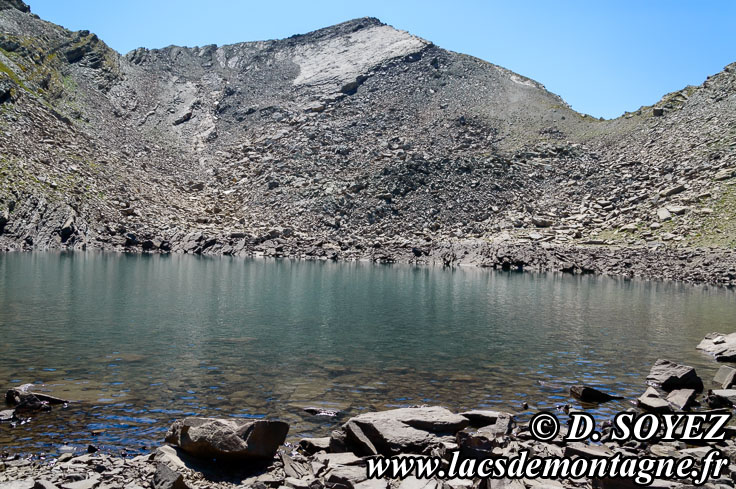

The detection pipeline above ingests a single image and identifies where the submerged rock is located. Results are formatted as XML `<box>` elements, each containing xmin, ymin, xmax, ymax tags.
<box><xmin>569</xmin><ymin>385</ymin><xmax>623</xmax><ymax>403</ymax></box>
<box><xmin>303</xmin><ymin>407</ymin><xmax>340</xmax><ymax>417</ymax></box>
<box><xmin>165</xmin><ymin>417</ymin><xmax>289</xmax><ymax>462</ymax></box>
<box><xmin>5</xmin><ymin>388</ymin><xmax>68</xmax><ymax>406</ymax></box>
<box><xmin>11</xmin><ymin>394</ymin><xmax>50</xmax><ymax>416</ymax></box>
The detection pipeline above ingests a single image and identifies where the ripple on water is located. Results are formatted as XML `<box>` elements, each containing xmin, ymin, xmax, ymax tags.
<box><xmin>0</xmin><ymin>254</ymin><xmax>734</xmax><ymax>453</ymax></box>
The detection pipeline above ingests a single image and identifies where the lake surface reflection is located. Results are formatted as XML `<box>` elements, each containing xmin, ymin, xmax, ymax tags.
<box><xmin>0</xmin><ymin>252</ymin><xmax>733</xmax><ymax>454</ymax></box>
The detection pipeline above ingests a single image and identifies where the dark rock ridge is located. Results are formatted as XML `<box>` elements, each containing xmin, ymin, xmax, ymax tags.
<box><xmin>0</xmin><ymin>3</ymin><xmax>735</xmax><ymax>285</ymax></box>
<box><xmin>0</xmin><ymin>0</ymin><xmax>29</xmax><ymax>13</ymax></box>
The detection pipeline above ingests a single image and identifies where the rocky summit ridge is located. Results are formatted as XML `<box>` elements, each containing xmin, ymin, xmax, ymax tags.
<box><xmin>1</xmin><ymin>0</ymin><xmax>735</xmax><ymax>284</ymax></box>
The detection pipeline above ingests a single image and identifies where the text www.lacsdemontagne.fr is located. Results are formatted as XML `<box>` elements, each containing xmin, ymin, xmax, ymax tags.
<box><xmin>365</xmin><ymin>450</ymin><xmax>729</xmax><ymax>486</ymax></box>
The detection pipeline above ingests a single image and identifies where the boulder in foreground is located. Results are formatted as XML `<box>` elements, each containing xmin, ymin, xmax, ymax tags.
<box><xmin>165</xmin><ymin>417</ymin><xmax>288</xmax><ymax>462</ymax></box>
<box><xmin>645</xmin><ymin>359</ymin><xmax>703</xmax><ymax>392</ymax></box>
<box><xmin>340</xmin><ymin>406</ymin><xmax>468</xmax><ymax>456</ymax></box>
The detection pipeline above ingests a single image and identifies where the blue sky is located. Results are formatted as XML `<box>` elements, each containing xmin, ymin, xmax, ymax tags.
<box><xmin>29</xmin><ymin>1</ymin><xmax>736</xmax><ymax>119</ymax></box>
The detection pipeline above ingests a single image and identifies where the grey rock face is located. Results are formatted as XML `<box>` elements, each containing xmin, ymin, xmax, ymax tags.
<box><xmin>164</xmin><ymin>417</ymin><xmax>289</xmax><ymax>461</ymax></box>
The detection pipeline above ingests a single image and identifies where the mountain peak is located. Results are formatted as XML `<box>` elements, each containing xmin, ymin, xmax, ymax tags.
<box><xmin>289</xmin><ymin>18</ymin><xmax>429</xmax><ymax>89</ymax></box>
<box><xmin>288</xmin><ymin>17</ymin><xmax>386</xmax><ymax>41</ymax></box>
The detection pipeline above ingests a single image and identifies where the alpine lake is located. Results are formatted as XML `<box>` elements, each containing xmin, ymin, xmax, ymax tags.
<box><xmin>1</xmin><ymin>252</ymin><xmax>734</xmax><ymax>455</ymax></box>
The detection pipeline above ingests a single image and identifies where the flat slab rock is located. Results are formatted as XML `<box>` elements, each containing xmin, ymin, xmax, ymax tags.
<box><xmin>299</xmin><ymin>437</ymin><xmax>331</xmax><ymax>454</ymax></box>
<box><xmin>710</xmin><ymin>389</ymin><xmax>736</xmax><ymax>404</ymax></box>
<box><xmin>665</xmin><ymin>389</ymin><xmax>696</xmax><ymax>411</ymax></box>
<box><xmin>313</xmin><ymin>451</ymin><xmax>363</xmax><ymax>467</ymax></box>
<box><xmin>165</xmin><ymin>417</ymin><xmax>288</xmax><ymax>461</ymax></box>
<box><xmin>645</xmin><ymin>359</ymin><xmax>703</xmax><ymax>392</ymax></box>
<box><xmin>697</xmin><ymin>332</ymin><xmax>736</xmax><ymax>362</ymax></box>
<box><xmin>714</xmin><ymin>365</ymin><xmax>736</xmax><ymax>388</ymax></box>
<box><xmin>342</xmin><ymin>406</ymin><xmax>468</xmax><ymax>456</ymax></box>
<box><xmin>459</xmin><ymin>409</ymin><xmax>514</xmax><ymax>428</ymax></box>
<box><xmin>0</xmin><ymin>480</ymin><xmax>35</xmax><ymax>489</ymax></box>
<box><xmin>637</xmin><ymin>387</ymin><xmax>672</xmax><ymax>413</ymax></box>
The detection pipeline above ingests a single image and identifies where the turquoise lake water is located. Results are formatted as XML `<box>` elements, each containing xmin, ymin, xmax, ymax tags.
<box><xmin>0</xmin><ymin>252</ymin><xmax>734</xmax><ymax>455</ymax></box>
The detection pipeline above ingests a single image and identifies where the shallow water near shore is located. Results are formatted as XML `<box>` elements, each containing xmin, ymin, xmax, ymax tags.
<box><xmin>0</xmin><ymin>252</ymin><xmax>734</xmax><ymax>455</ymax></box>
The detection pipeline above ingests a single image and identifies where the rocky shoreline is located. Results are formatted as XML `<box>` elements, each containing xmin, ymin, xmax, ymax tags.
<box><xmin>3</xmin><ymin>334</ymin><xmax>736</xmax><ymax>489</ymax></box>
<box><xmin>2</xmin><ymin>237</ymin><xmax>735</xmax><ymax>287</ymax></box>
